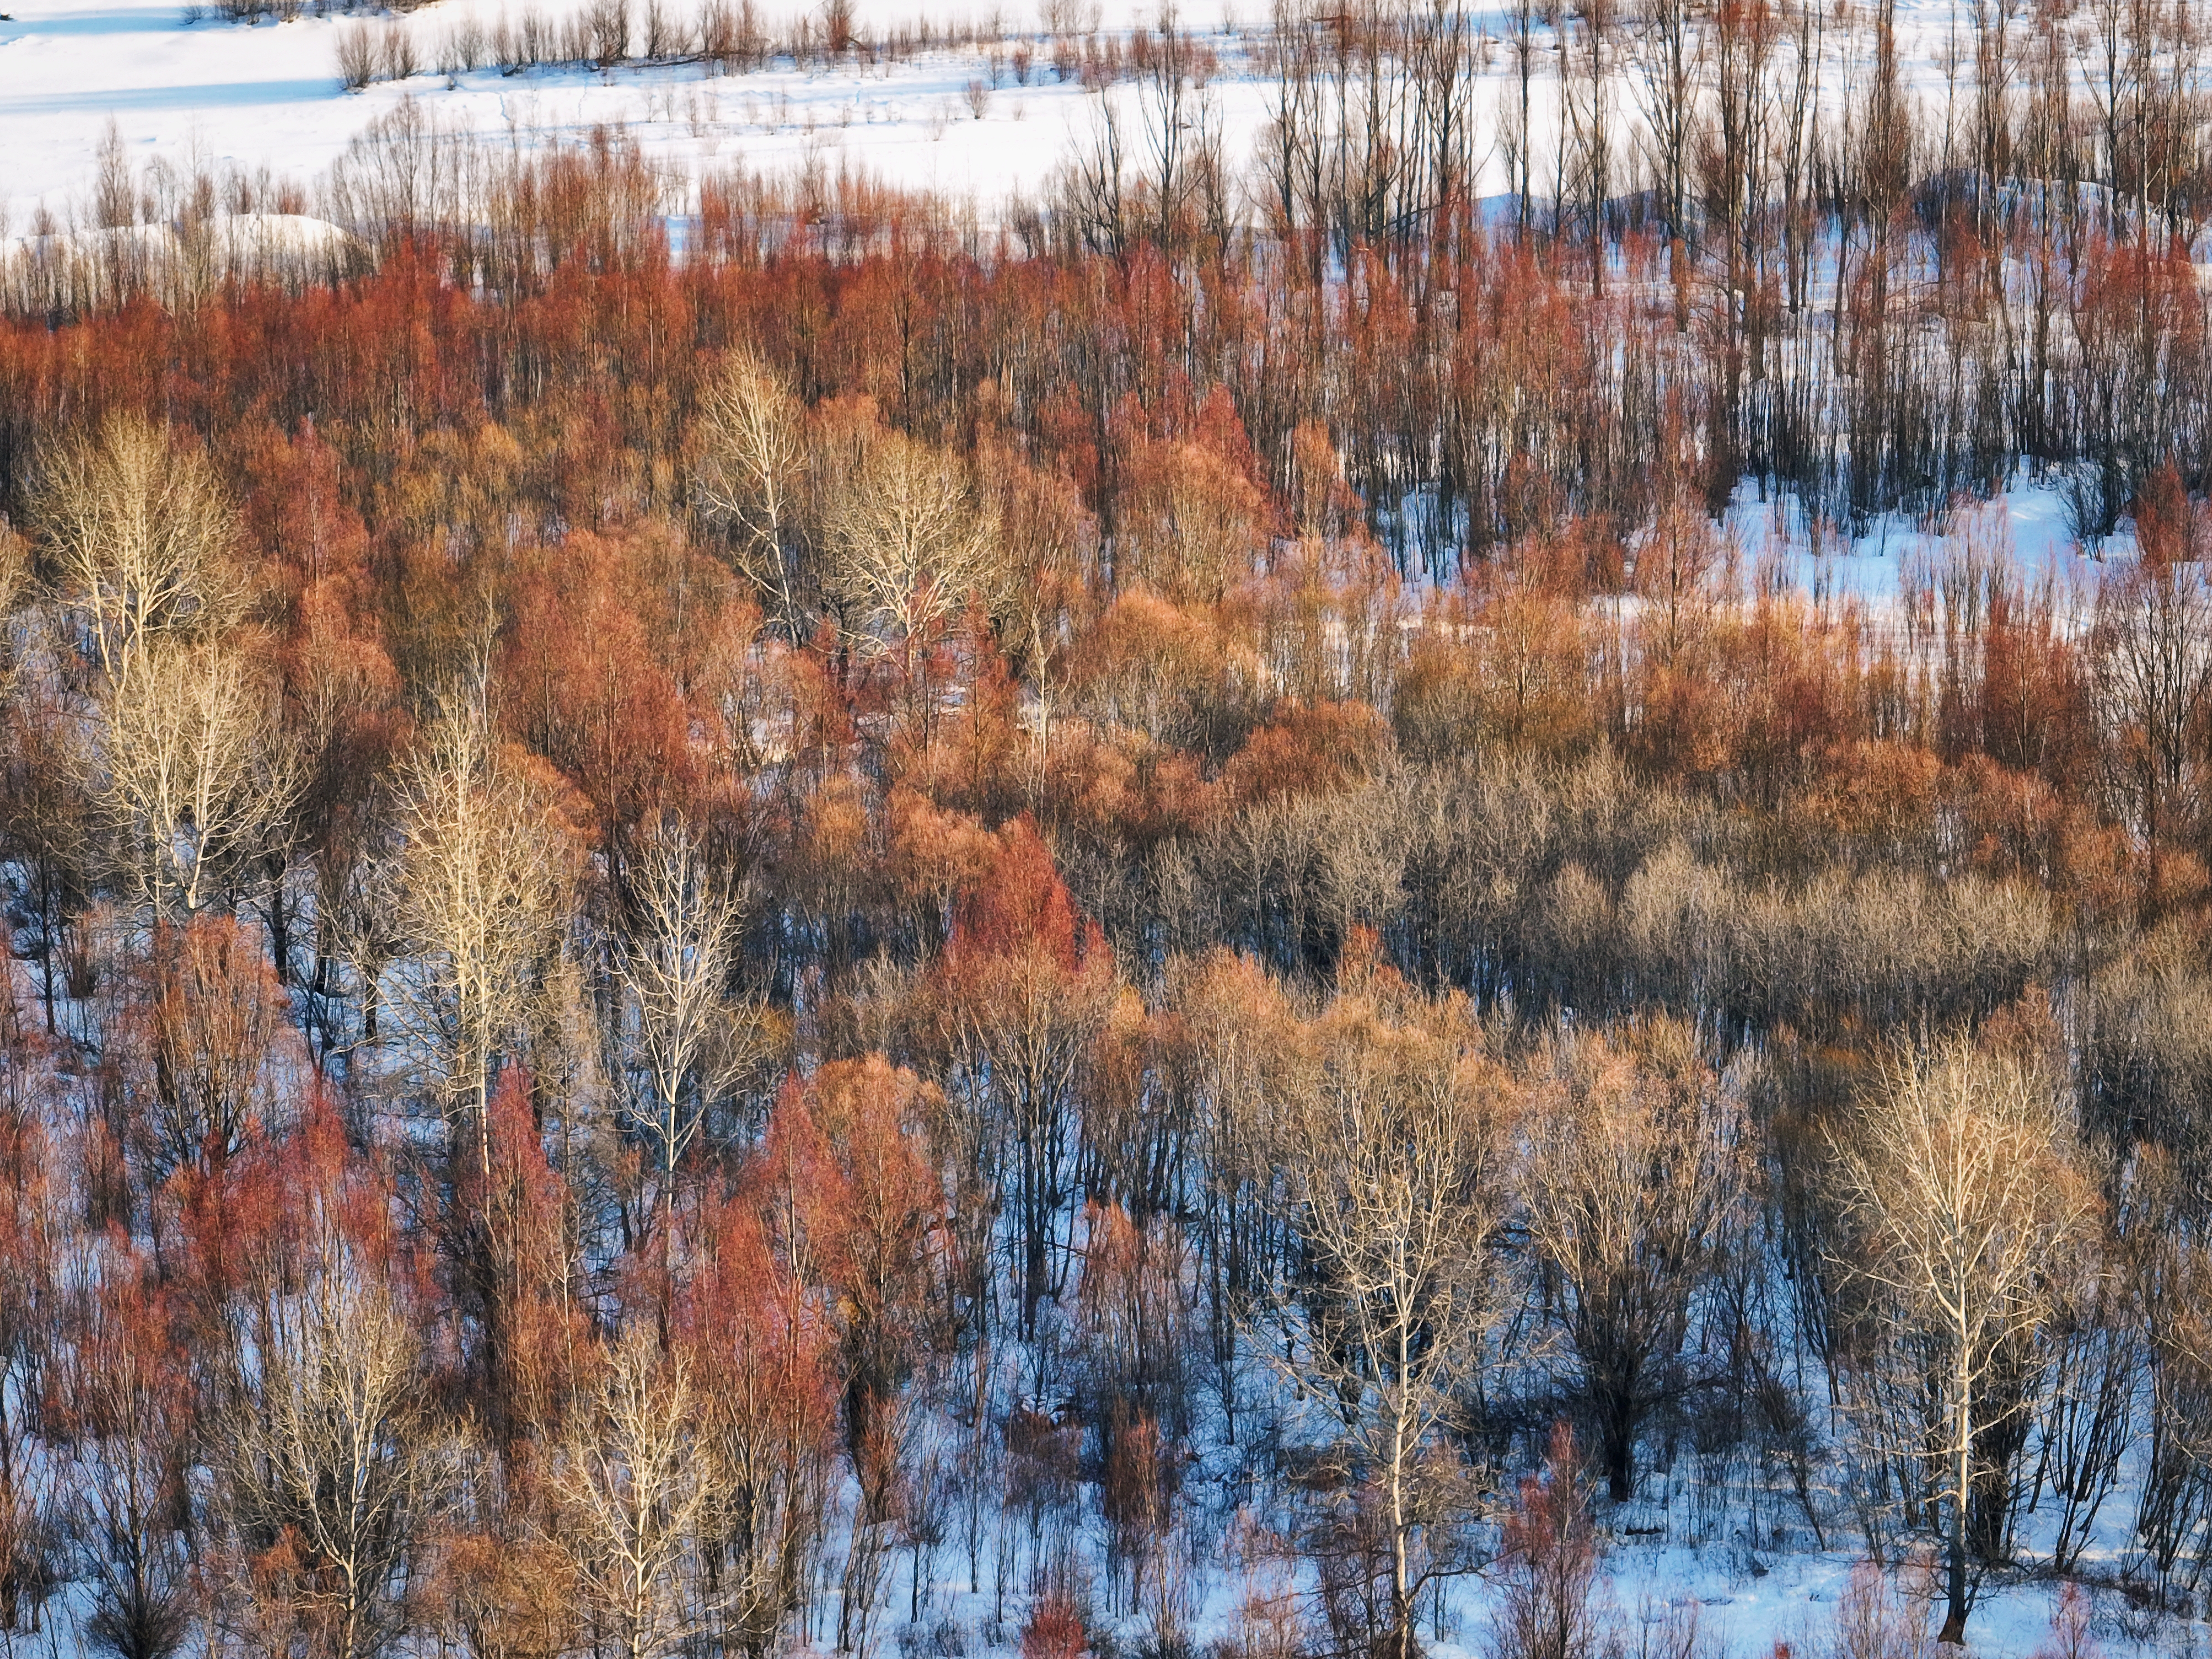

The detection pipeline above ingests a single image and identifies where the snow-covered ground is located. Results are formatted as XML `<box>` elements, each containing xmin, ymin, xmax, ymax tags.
<box><xmin>0</xmin><ymin>0</ymin><xmax>1277</xmax><ymax>234</ymax></box>
<box><xmin>860</xmin><ymin>1552</ymin><xmax>2169</xmax><ymax>1659</ymax></box>
<box><xmin>1</xmin><ymin>0</ymin><xmax>2025</xmax><ymax>241</ymax></box>
<box><xmin>825</xmin><ymin>1463</ymin><xmax>2183</xmax><ymax>1659</ymax></box>
<box><xmin>1727</xmin><ymin>473</ymin><xmax>2135</xmax><ymax>615</ymax></box>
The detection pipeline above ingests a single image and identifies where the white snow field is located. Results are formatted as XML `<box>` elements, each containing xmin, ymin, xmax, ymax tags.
<box><xmin>0</xmin><ymin>0</ymin><xmax>1285</xmax><ymax>235</ymax></box>
<box><xmin>3</xmin><ymin>0</ymin><xmax>2002</xmax><ymax>243</ymax></box>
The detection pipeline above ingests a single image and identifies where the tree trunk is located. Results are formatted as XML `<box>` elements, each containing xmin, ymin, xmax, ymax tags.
<box><xmin>1941</xmin><ymin>1341</ymin><xmax>1973</xmax><ymax>1645</ymax></box>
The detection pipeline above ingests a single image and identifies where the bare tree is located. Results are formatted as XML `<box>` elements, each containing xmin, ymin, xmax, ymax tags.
<box><xmin>133</xmin><ymin>916</ymin><xmax>293</xmax><ymax>1181</ymax></box>
<box><xmin>378</xmin><ymin>693</ymin><xmax>571</xmax><ymax>1189</ymax></box>
<box><xmin>1966</xmin><ymin>0</ymin><xmax>2022</xmax><ymax>254</ymax></box>
<box><xmin>1561</xmin><ymin>0</ymin><xmax>1616</xmax><ymax>289</ymax></box>
<box><xmin>825</xmin><ymin>432</ymin><xmax>1008</xmax><ymax>677</ymax></box>
<box><xmin>37</xmin><ymin>414</ymin><xmax>246</xmax><ymax>692</ymax></box>
<box><xmin>1501</xmin><ymin>0</ymin><xmax>1540</xmax><ymax>235</ymax></box>
<box><xmin>691</xmin><ymin>1311</ymin><xmax>832</xmax><ymax>1659</ymax></box>
<box><xmin>1629</xmin><ymin>0</ymin><xmax>1703</xmax><ymax>325</ymax></box>
<box><xmin>2034</xmin><ymin>1213</ymin><xmax>2136</xmax><ymax>1575</ymax></box>
<box><xmin>1825</xmin><ymin>1035</ymin><xmax>2094</xmax><ymax>1645</ymax></box>
<box><xmin>1261</xmin><ymin>0</ymin><xmax>1327</xmax><ymax>267</ymax></box>
<box><xmin>1058</xmin><ymin>92</ymin><xmax>1133</xmax><ymax>257</ymax></box>
<box><xmin>87</xmin><ymin>636</ymin><xmax>299</xmax><ymax>920</ymax></box>
<box><xmin>1522</xmin><ymin>1021</ymin><xmax>1744</xmax><ymax>1504</ymax></box>
<box><xmin>1135</xmin><ymin>15</ymin><xmax>1224</xmax><ymax>249</ymax></box>
<box><xmin>1406</xmin><ymin>0</ymin><xmax>1477</xmax><ymax>251</ymax></box>
<box><xmin>932</xmin><ymin>822</ymin><xmax>1118</xmax><ymax>1339</ymax></box>
<box><xmin>0</xmin><ymin>522</ymin><xmax>28</xmax><ymax>697</ymax></box>
<box><xmin>1265</xmin><ymin>966</ymin><xmax>1514</xmax><ymax>1659</ymax></box>
<box><xmin>61</xmin><ymin>1282</ymin><xmax>193</xmax><ymax>1659</ymax></box>
<box><xmin>1707</xmin><ymin>0</ymin><xmax>1778</xmax><ymax>435</ymax></box>
<box><xmin>1773</xmin><ymin>0</ymin><xmax>1824</xmax><ymax>315</ymax></box>
<box><xmin>553</xmin><ymin>1328</ymin><xmax>709</xmax><ymax>1659</ymax></box>
<box><xmin>695</xmin><ymin>349</ymin><xmax>807</xmax><ymax>638</ymax></box>
<box><xmin>2081</xmin><ymin>0</ymin><xmax>2153</xmax><ymax>238</ymax></box>
<box><xmin>219</xmin><ymin>1259</ymin><xmax>446</xmax><ymax>1659</ymax></box>
<box><xmin>614</xmin><ymin>810</ymin><xmax>765</xmax><ymax>1239</ymax></box>
<box><xmin>2093</xmin><ymin>553</ymin><xmax>2212</xmax><ymax>885</ymax></box>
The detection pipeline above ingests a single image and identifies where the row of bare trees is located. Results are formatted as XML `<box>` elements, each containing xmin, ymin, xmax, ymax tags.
<box><xmin>22</xmin><ymin>0</ymin><xmax>2212</xmax><ymax>555</ymax></box>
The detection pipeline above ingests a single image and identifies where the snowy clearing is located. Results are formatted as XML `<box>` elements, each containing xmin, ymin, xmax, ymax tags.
<box><xmin>4</xmin><ymin>0</ymin><xmax>2014</xmax><ymax>240</ymax></box>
